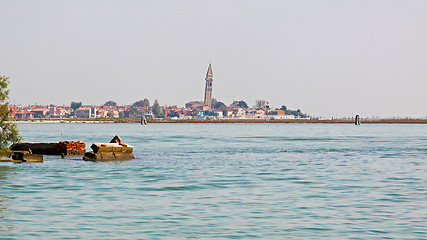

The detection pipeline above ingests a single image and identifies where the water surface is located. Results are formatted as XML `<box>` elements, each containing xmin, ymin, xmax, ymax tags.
<box><xmin>1</xmin><ymin>123</ymin><xmax>426</xmax><ymax>239</ymax></box>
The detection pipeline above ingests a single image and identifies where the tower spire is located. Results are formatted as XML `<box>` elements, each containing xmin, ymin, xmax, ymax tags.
<box><xmin>204</xmin><ymin>63</ymin><xmax>214</xmax><ymax>108</ymax></box>
<box><xmin>206</xmin><ymin>63</ymin><xmax>213</xmax><ymax>79</ymax></box>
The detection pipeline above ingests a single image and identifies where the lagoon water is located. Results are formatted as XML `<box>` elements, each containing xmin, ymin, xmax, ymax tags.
<box><xmin>1</xmin><ymin>123</ymin><xmax>426</xmax><ymax>239</ymax></box>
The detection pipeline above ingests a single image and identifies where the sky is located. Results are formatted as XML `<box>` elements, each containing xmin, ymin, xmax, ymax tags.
<box><xmin>1</xmin><ymin>0</ymin><xmax>426</xmax><ymax>118</ymax></box>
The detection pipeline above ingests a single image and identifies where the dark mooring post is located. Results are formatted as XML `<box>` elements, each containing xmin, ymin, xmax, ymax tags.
<box><xmin>355</xmin><ymin>115</ymin><xmax>361</xmax><ymax>125</ymax></box>
<box><xmin>141</xmin><ymin>116</ymin><xmax>147</xmax><ymax>125</ymax></box>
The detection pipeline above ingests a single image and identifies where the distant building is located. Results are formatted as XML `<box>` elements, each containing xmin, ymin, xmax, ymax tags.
<box><xmin>97</xmin><ymin>108</ymin><xmax>119</xmax><ymax>118</ymax></box>
<box><xmin>30</xmin><ymin>106</ymin><xmax>49</xmax><ymax>118</ymax></box>
<box><xmin>15</xmin><ymin>111</ymin><xmax>34</xmax><ymax>119</ymax></box>
<box><xmin>223</xmin><ymin>108</ymin><xmax>234</xmax><ymax>118</ymax></box>
<box><xmin>214</xmin><ymin>110</ymin><xmax>223</xmax><ymax>118</ymax></box>
<box><xmin>49</xmin><ymin>106</ymin><xmax>69</xmax><ymax>118</ymax></box>
<box><xmin>233</xmin><ymin>108</ymin><xmax>246</xmax><ymax>118</ymax></box>
<box><xmin>246</xmin><ymin>109</ymin><xmax>266</xmax><ymax>119</ymax></box>
<box><xmin>186</xmin><ymin>63</ymin><xmax>214</xmax><ymax>112</ymax></box>
<box><xmin>204</xmin><ymin>63</ymin><xmax>213</xmax><ymax>108</ymax></box>
<box><xmin>75</xmin><ymin>107</ymin><xmax>97</xmax><ymax>118</ymax></box>
<box><xmin>270</xmin><ymin>114</ymin><xmax>295</xmax><ymax>120</ymax></box>
<box><xmin>270</xmin><ymin>110</ymin><xmax>295</xmax><ymax>119</ymax></box>
<box><xmin>197</xmin><ymin>105</ymin><xmax>211</xmax><ymax>112</ymax></box>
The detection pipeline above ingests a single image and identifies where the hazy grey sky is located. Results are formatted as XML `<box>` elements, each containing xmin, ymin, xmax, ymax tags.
<box><xmin>1</xmin><ymin>0</ymin><xmax>426</xmax><ymax>117</ymax></box>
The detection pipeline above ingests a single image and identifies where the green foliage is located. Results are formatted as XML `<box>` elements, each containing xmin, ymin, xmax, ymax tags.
<box><xmin>133</xmin><ymin>99</ymin><xmax>150</xmax><ymax>108</ymax></box>
<box><xmin>129</xmin><ymin>105</ymin><xmax>139</xmax><ymax>117</ymax></box>
<box><xmin>152</xmin><ymin>99</ymin><xmax>163</xmax><ymax>117</ymax></box>
<box><xmin>191</xmin><ymin>108</ymin><xmax>199</xmax><ymax>117</ymax></box>
<box><xmin>277</xmin><ymin>105</ymin><xmax>307</xmax><ymax>117</ymax></box>
<box><xmin>104</xmin><ymin>100</ymin><xmax>117</xmax><ymax>106</ymax></box>
<box><xmin>167</xmin><ymin>111</ymin><xmax>179</xmax><ymax>118</ymax></box>
<box><xmin>254</xmin><ymin>100</ymin><xmax>267</xmax><ymax>110</ymax></box>
<box><xmin>231</xmin><ymin>100</ymin><xmax>249</xmax><ymax>108</ymax></box>
<box><xmin>222</xmin><ymin>109</ymin><xmax>228</xmax><ymax>117</ymax></box>
<box><xmin>211</xmin><ymin>98</ymin><xmax>218</xmax><ymax>107</ymax></box>
<box><xmin>157</xmin><ymin>112</ymin><xmax>165</xmax><ymax>118</ymax></box>
<box><xmin>288</xmin><ymin>109</ymin><xmax>305</xmax><ymax>117</ymax></box>
<box><xmin>0</xmin><ymin>76</ymin><xmax>22</xmax><ymax>152</ymax></box>
<box><xmin>213</xmin><ymin>101</ymin><xmax>227</xmax><ymax>110</ymax></box>
<box><xmin>204</xmin><ymin>110</ymin><xmax>217</xmax><ymax>117</ymax></box>
<box><xmin>71</xmin><ymin>101</ymin><xmax>82</xmax><ymax>111</ymax></box>
<box><xmin>280</xmin><ymin>105</ymin><xmax>287</xmax><ymax>111</ymax></box>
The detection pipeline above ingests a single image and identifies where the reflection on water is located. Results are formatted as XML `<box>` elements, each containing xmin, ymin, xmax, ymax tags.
<box><xmin>0</xmin><ymin>165</ymin><xmax>15</xmax><ymax>231</ymax></box>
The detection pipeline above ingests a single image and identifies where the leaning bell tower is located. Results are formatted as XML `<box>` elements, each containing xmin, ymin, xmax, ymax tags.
<box><xmin>204</xmin><ymin>63</ymin><xmax>213</xmax><ymax>108</ymax></box>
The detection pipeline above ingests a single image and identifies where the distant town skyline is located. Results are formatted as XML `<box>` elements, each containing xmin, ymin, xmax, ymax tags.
<box><xmin>1</xmin><ymin>1</ymin><xmax>426</xmax><ymax>118</ymax></box>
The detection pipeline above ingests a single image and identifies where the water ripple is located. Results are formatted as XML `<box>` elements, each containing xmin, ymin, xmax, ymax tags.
<box><xmin>0</xmin><ymin>123</ymin><xmax>425</xmax><ymax>239</ymax></box>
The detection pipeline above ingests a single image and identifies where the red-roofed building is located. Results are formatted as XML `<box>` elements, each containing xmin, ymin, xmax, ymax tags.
<box><xmin>15</xmin><ymin>110</ymin><xmax>35</xmax><ymax>119</ymax></box>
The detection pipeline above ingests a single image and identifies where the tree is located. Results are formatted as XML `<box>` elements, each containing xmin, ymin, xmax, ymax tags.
<box><xmin>167</xmin><ymin>111</ymin><xmax>179</xmax><ymax>118</ymax></box>
<box><xmin>204</xmin><ymin>110</ymin><xmax>214</xmax><ymax>116</ymax></box>
<box><xmin>133</xmin><ymin>99</ymin><xmax>150</xmax><ymax>108</ymax></box>
<box><xmin>0</xmin><ymin>76</ymin><xmax>21</xmax><ymax>151</ymax></box>
<box><xmin>280</xmin><ymin>105</ymin><xmax>287</xmax><ymax>112</ymax></box>
<box><xmin>71</xmin><ymin>101</ymin><xmax>82</xmax><ymax>111</ymax></box>
<box><xmin>222</xmin><ymin>109</ymin><xmax>228</xmax><ymax>117</ymax></box>
<box><xmin>280</xmin><ymin>107</ymin><xmax>306</xmax><ymax>117</ymax></box>
<box><xmin>231</xmin><ymin>100</ymin><xmax>249</xmax><ymax>108</ymax></box>
<box><xmin>213</xmin><ymin>101</ymin><xmax>227</xmax><ymax>110</ymax></box>
<box><xmin>152</xmin><ymin>99</ymin><xmax>163</xmax><ymax>118</ymax></box>
<box><xmin>211</xmin><ymin>98</ymin><xmax>218</xmax><ymax>108</ymax></box>
<box><xmin>104</xmin><ymin>101</ymin><xmax>117</xmax><ymax>106</ymax></box>
<box><xmin>129</xmin><ymin>105</ymin><xmax>139</xmax><ymax>117</ymax></box>
<box><xmin>191</xmin><ymin>108</ymin><xmax>199</xmax><ymax>117</ymax></box>
<box><xmin>254</xmin><ymin>100</ymin><xmax>267</xmax><ymax>110</ymax></box>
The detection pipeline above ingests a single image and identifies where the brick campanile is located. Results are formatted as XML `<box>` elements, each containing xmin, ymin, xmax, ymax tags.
<box><xmin>204</xmin><ymin>63</ymin><xmax>214</xmax><ymax>108</ymax></box>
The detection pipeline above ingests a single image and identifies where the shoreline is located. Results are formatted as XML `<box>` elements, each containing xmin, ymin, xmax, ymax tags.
<box><xmin>11</xmin><ymin>118</ymin><xmax>427</xmax><ymax>124</ymax></box>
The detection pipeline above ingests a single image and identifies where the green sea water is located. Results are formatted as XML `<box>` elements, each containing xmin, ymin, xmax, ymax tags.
<box><xmin>1</xmin><ymin>123</ymin><xmax>426</xmax><ymax>239</ymax></box>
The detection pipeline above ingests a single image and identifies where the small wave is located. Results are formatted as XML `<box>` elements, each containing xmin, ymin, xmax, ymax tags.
<box><xmin>137</xmin><ymin>185</ymin><xmax>204</xmax><ymax>191</ymax></box>
<box><xmin>368</xmin><ymin>229</ymin><xmax>389</xmax><ymax>234</ymax></box>
<box><xmin>386</xmin><ymin>177</ymin><xmax>421</xmax><ymax>181</ymax></box>
<box><xmin>204</xmin><ymin>179</ymin><xmax>253</xmax><ymax>189</ymax></box>
<box><xmin>292</xmin><ymin>180</ymin><xmax>314</xmax><ymax>184</ymax></box>
<box><xmin>236</xmin><ymin>136</ymin><xmax>338</xmax><ymax>142</ymax></box>
<box><xmin>286</xmin><ymin>137</ymin><xmax>336</xmax><ymax>141</ymax></box>
<box><xmin>298</xmin><ymin>227</ymin><xmax>334</xmax><ymax>231</ymax></box>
